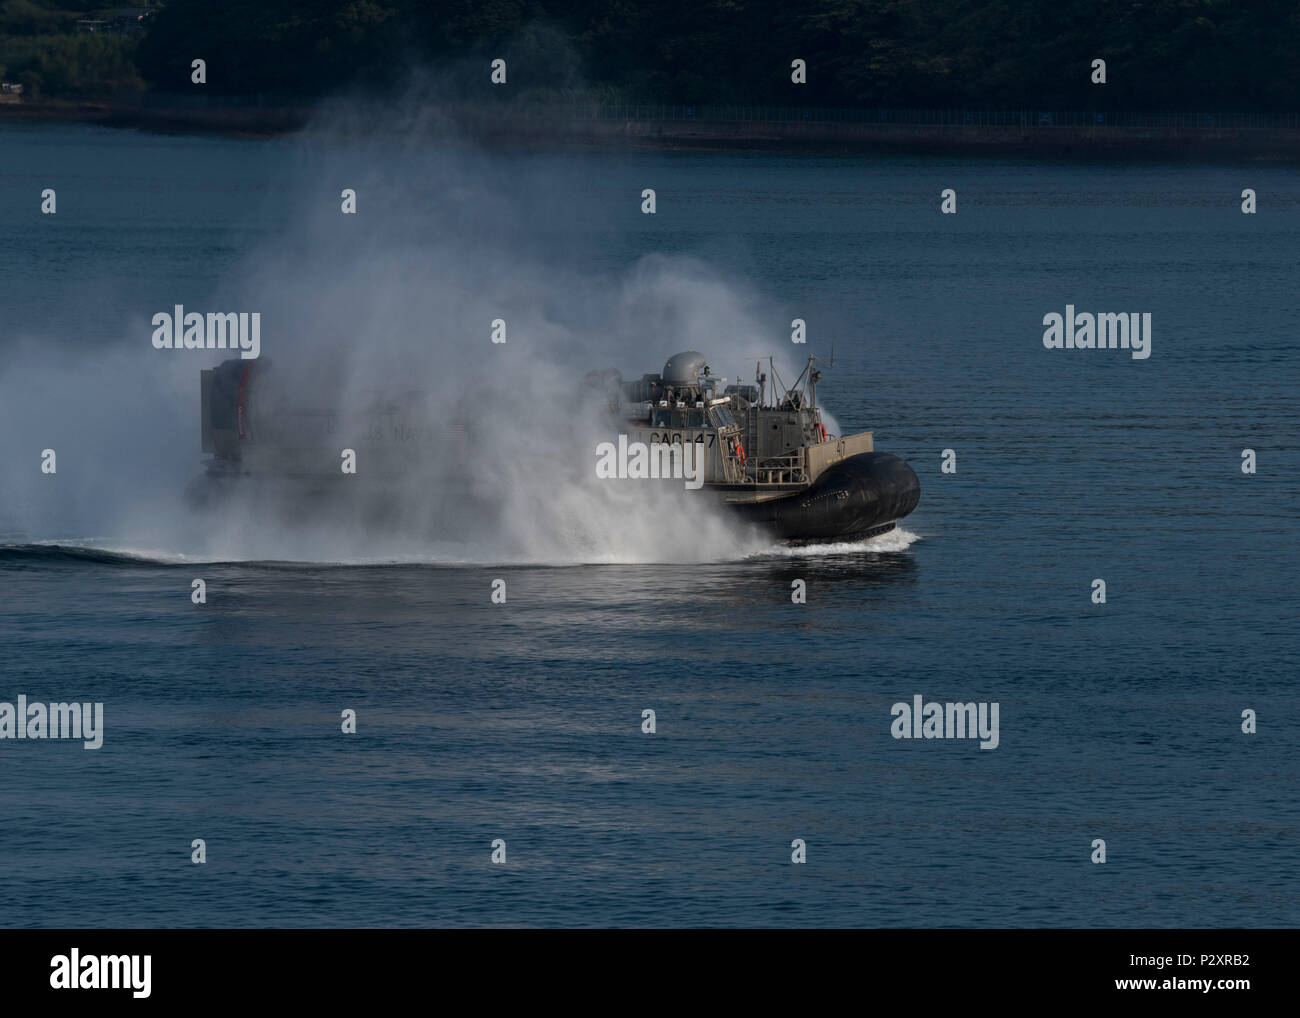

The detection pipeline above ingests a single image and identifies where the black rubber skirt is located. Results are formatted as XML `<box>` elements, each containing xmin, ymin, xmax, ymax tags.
<box><xmin>728</xmin><ymin>451</ymin><xmax>921</xmax><ymax>541</ymax></box>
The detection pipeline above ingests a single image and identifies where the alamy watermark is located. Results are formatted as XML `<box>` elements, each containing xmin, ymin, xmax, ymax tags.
<box><xmin>1043</xmin><ymin>305</ymin><xmax>1151</xmax><ymax>360</ymax></box>
<box><xmin>0</xmin><ymin>695</ymin><xmax>103</xmax><ymax>749</ymax></box>
<box><xmin>152</xmin><ymin>305</ymin><xmax>260</xmax><ymax>359</ymax></box>
<box><xmin>595</xmin><ymin>436</ymin><xmax>704</xmax><ymax>490</ymax></box>
<box><xmin>891</xmin><ymin>695</ymin><xmax>999</xmax><ymax>749</ymax></box>
<box><xmin>50</xmin><ymin>950</ymin><xmax>150</xmax><ymax>998</ymax></box>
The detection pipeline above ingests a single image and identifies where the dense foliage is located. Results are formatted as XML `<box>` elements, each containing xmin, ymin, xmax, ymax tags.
<box><xmin>6</xmin><ymin>0</ymin><xmax>1299</xmax><ymax>110</ymax></box>
<box><xmin>0</xmin><ymin>34</ymin><xmax>142</xmax><ymax>98</ymax></box>
<box><xmin>0</xmin><ymin>2</ymin><xmax>141</xmax><ymax>96</ymax></box>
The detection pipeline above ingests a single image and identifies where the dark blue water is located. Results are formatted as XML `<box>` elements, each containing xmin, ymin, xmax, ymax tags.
<box><xmin>1</xmin><ymin>122</ymin><xmax>1297</xmax><ymax>926</ymax></box>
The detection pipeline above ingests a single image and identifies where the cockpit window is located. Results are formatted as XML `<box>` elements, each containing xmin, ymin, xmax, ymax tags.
<box><xmin>650</xmin><ymin>408</ymin><xmax>709</xmax><ymax>428</ymax></box>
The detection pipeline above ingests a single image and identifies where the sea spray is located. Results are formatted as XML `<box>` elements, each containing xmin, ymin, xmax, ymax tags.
<box><xmin>0</xmin><ymin>86</ymin><xmax>835</xmax><ymax>565</ymax></box>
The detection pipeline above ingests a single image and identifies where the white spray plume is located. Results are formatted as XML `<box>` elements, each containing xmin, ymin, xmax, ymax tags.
<box><xmin>1</xmin><ymin>85</ymin><xmax>842</xmax><ymax>565</ymax></box>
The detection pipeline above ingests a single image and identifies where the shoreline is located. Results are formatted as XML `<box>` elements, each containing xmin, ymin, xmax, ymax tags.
<box><xmin>4</xmin><ymin>98</ymin><xmax>1299</xmax><ymax>160</ymax></box>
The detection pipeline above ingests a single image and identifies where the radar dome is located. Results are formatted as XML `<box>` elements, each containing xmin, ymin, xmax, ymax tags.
<box><xmin>662</xmin><ymin>351</ymin><xmax>709</xmax><ymax>386</ymax></box>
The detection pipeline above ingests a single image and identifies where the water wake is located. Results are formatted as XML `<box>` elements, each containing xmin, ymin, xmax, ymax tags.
<box><xmin>0</xmin><ymin>526</ymin><xmax>920</xmax><ymax>568</ymax></box>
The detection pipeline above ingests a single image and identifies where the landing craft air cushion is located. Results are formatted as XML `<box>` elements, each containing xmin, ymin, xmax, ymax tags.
<box><xmin>586</xmin><ymin>350</ymin><xmax>920</xmax><ymax>540</ymax></box>
<box><xmin>187</xmin><ymin>350</ymin><xmax>920</xmax><ymax>542</ymax></box>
